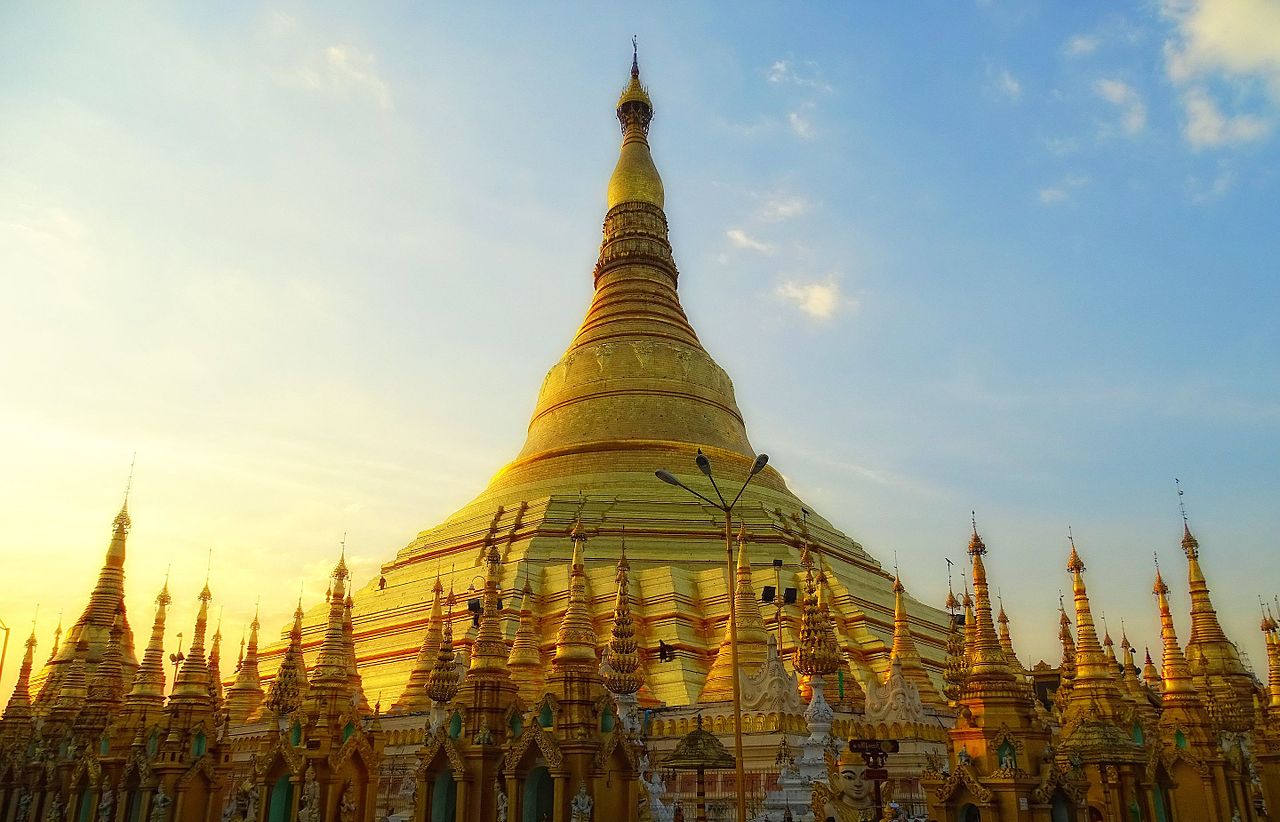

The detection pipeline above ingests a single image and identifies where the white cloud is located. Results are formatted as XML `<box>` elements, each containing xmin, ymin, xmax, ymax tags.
<box><xmin>788</xmin><ymin>110</ymin><xmax>814</xmax><ymax>138</ymax></box>
<box><xmin>1094</xmin><ymin>79</ymin><xmax>1147</xmax><ymax>135</ymax></box>
<box><xmin>1161</xmin><ymin>0</ymin><xmax>1280</xmax><ymax>147</ymax></box>
<box><xmin>286</xmin><ymin>44</ymin><xmax>392</xmax><ymax>109</ymax></box>
<box><xmin>775</xmin><ymin>276</ymin><xmax>851</xmax><ymax>321</ymax></box>
<box><xmin>1188</xmin><ymin>168</ymin><xmax>1236</xmax><ymax>202</ymax></box>
<box><xmin>1162</xmin><ymin>0</ymin><xmax>1280</xmax><ymax>93</ymax></box>
<box><xmin>726</xmin><ymin>228</ymin><xmax>774</xmax><ymax>254</ymax></box>
<box><xmin>1037</xmin><ymin>174</ymin><xmax>1090</xmax><ymax>204</ymax></box>
<box><xmin>756</xmin><ymin>194</ymin><xmax>811</xmax><ymax>222</ymax></box>
<box><xmin>766</xmin><ymin>59</ymin><xmax>833</xmax><ymax>92</ymax></box>
<box><xmin>1181</xmin><ymin>87</ymin><xmax>1271</xmax><ymax>147</ymax></box>
<box><xmin>1065</xmin><ymin>34</ymin><xmax>1101</xmax><ymax>56</ymax></box>
<box><xmin>985</xmin><ymin>65</ymin><xmax>1023</xmax><ymax>101</ymax></box>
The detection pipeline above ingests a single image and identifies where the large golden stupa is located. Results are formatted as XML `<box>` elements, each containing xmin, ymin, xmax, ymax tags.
<box><xmin>262</xmin><ymin>53</ymin><xmax>951</xmax><ymax>707</ymax></box>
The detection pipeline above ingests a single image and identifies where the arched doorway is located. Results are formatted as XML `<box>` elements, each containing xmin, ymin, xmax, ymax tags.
<box><xmin>1089</xmin><ymin>805</ymin><xmax>1105</xmax><ymax>822</ymax></box>
<box><xmin>523</xmin><ymin>767</ymin><xmax>553</xmax><ymax>822</ymax></box>
<box><xmin>1051</xmin><ymin>790</ymin><xmax>1072</xmax><ymax>822</ymax></box>
<box><xmin>267</xmin><ymin>774</ymin><xmax>294</xmax><ymax>822</ymax></box>
<box><xmin>429</xmin><ymin>771</ymin><xmax>456</xmax><ymax>822</ymax></box>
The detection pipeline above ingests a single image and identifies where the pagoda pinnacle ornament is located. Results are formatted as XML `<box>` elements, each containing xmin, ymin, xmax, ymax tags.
<box><xmin>426</xmin><ymin>586</ymin><xmax>460</xmax><ymax>706</ymax></box>
<box><xmin>604</xmin><ymin>538</ymin><xmax>641</xmax><ymax>697</ymax></box>
<box><xmin>701</xmin><ymin>528</ymin><xmax>769</xmax><ymax>702</ymax></box>
<box><xmin>553</xmin><ymin>522</ymin><xmax>598</xmax><ymax>669</ymax></box>
<box><xmin>225</xmin><ymin>605</ymin><xmax>264</xmax><ymax>722</ymax></box>
<box><xmin>394</xmin><ymin>576</ymin><xmax>446</xmax><ymax>713</ymax></box>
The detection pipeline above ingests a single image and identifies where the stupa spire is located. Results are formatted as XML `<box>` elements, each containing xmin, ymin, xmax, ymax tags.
<box><xmin>468</xmin><ymin>541</ymin><xmax>512</xmax><ymax>679</ymax></box>
<box><xmin>701</xmin><ymin>528</ymin><xmax>768</xmax><ymax>702</ymax></box>
<box><xmin>1065</xmin><ymin>535</ymin><xmax>1110</xmax><ymax>683</ymax></box>
<box><xmin>395</xmin><ymin>575</ymin><xmax>445</xmax><ymax>713</ymax></box>
<box><xmin>225</xmin><ymin>604</ymin><xmax>264</xmax><ymax>722</ymax></box>
<box><xmin>170</xmin><ymin>580</ymin><xmax>213</xmax><ymax>705</ymax></box>
<box><xmin>608</xmin><ymin>41</ymin><xmax>661</xmax><ymax>211</ymax></box>
<box><xmin>1142</xmin><ymin>647</ymin><xmax>1161</xmax><ymax>690</ymax></box>
<box><xmin>1153</xmin><ymin>562</ymin><xmax>1197</xmax><ymax>701</ymax></box>
<box><xmin>889</xmin><ymin>572</ymin><xmax>943</xmax><ymax>704</ymax></box>
<box><xmin>264</xmin><ymin>598</ymin><xmax>307</xmax><ymax>717</ymax></box>
<box><xmin>343</xmin><ymin>592</ymin><xmax>370</xmax><ymax>713</ymax></box>
<box><xmin>1</xmin><ymin>626</ymin><xmax>38</xmax><ymax>728</ymax></box>
<box><xmin>553</xmin><ymin>522</ymin><xmax>598</xmax><ymax>668</ymax></box>
<box><xmin>506</xmin><ymin>575</ymin><xmax>545</xmax><ymax>705</ymax></box>
<box><xmin>309</xmin><ymin>551</ymin><xmax>352</xmax><ymax>695</ymax></box>
<box><xmin>604</xmin><ymin>537</ymin><xmax>642</xmax><ymax>696</ymax></box>
<box><xmin>125</xmin><ymin>578</ymin><xmax>171</xmax><ymax>709</ymax></box>
<box><xmin>426</xmin><ymin>585</ymin><xmax>460</xmax><ymax>706</ymax></box>
<box><xmin>964</xmin><ymin>518</ymin><xmax>1016</xmax><ymax>685</ymax></box>
<box><xmin>1263</xmin><ymin>602</ymin><xmax>1280</xmax><ymax>711</ymax></box>
<box><xmin>793</xmin><ymin>542</ymin><xmax>838</xmax><ymax>678</ymax></box>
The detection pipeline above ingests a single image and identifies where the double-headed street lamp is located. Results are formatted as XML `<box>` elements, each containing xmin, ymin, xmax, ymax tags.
<box><xmin>656</xmin><ymin>449</ymin><xmax>769</xmax><ymax>822</ymax></box>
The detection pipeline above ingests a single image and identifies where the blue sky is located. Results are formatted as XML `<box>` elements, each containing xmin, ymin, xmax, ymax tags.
<box><xmin>1</xmin><ymin>2</ymin><xmax>1277</xmax><ymax>698</ymax></box>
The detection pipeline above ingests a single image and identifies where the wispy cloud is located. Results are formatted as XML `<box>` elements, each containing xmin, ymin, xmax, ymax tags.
<box><xmin>766</xmin><ymin>59</ymin><xmax>834</xmax><ymax>93</ymax></box>
<box><xmin>285</xmin><ymin>43</ymin><xmax>393</xmax><ymax>109</ymax></box>
<box><xmin>1037</xmin><ymin>174</ymin><xmax>1090</xmax><ymax>204</ymax></box>
<box><xmin>1187</xmin><ymin>168</ymin><xmax>1236</xmax><ymax>202</ymax></box>
<box><xmin>726</xmin><ymin>228</ymin><xmax>775</xmax><ymax>254</ymax></box>
<box><xmin>1181</xmin><ymin>87</ymin><xmax>1271</xmax><ymax>148</ymax></box>
<box><xmin>775</xmin><ymin>276</ymin><xmax>852</xmax><ymax>320</ymax></box>
<box><xmin>1095</xmin><ymin>78</ymin><xmax>1147</xmax><ymax>135</ymax></box>
<box><xmin>1065</xmin><ymin>34</ymin><xmax>1101</xmax><ymax>56</ymax></box>
<box><xmin>788</xmin><ymin>109</ymin><xmax>814</xmax><ymax>139</ymax></box>
<box><xmin>756</xmin><ymin>194</ymin><xmax>811</xmax><ymax>222</ymax></box>
<box><xmin>986</xmin><ymin>65</ymin><xmax>1023</xmax><ymax>101</ymax></box>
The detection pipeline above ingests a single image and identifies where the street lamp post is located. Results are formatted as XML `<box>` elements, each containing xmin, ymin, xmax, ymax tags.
<box><xmin>0</xmin><ymin>618</ymin><xmax>10</xmax><ymax>687</ymax></box>
<box><xmin>657</xmin><ymin>449</ymin><xmax>769</xmax><ymax>822</ymax></box>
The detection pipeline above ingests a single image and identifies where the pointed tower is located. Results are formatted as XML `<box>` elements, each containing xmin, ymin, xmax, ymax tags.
<box><xmin>208</xmin><ymin>618</ymin><xmax>225</xmax><ymax>712</ymax></box>
<box><xmin>889</xmin><ymin>573</ymin><xmax>944</xmax><ymax>706</ymax></box>
<box><xmin>225</xmin><ymin>606</ymin><xmax>265</xmax><ymax>722</ymax></box>
<box><xmin>933</xmin><ymin>521</ymin><xmax>1050</xmax><ymax>822</ymax></box>
<box><xmin>263</xmin><ymin>599</ymin><xmax>308</xmax><ymax>719</ymax></box>
<box><xmin>425</xmin><ymin>586</ymin><xmax>459</xmax><ymax>708</ymax></box>
<box><xmin>700</xmin><ymin>530</ymin><xmax>769</xmax><ymax>702</ymax></box>
<box><xmin>393</xmin><ymin>577</ymin><xmax>445</xmax><ymax>714</ymax></box>
<box><xmin>457</xmin><ymin>539</ymin><xmax>518</xmax><ymax>737</ymax></box>
<box><xmin>942</xmin><ymin>584</ymin><xmax>967</xmax><ymax>708</ymax></box>
<box><xmin>505</xmin><ymin>577</ymin><xmax>545</xmax><ymax>708</ymax></box>
<box><xmin>1142</xmin><ymin>648</ymin><xmax>1161</xmax><ymax>692</ymax></box>
<box><xmin>32</xmin><ymin>499</ymin><xmax>139</xmax><ymax>713</ymax></box>
<box><xmin>286</xmin><ymin>46</ymin><xmax>952</xmax><ymax>711</ymax></box>
<box><xmin>1264</xmin><ymin>604</ymin><xmax>1280</xmax><ymax>714</ymax></box>
<box><xmin>547</xmin><ymin>521</ymin><xmax>608</xmax><ymax>759</ymax></box>
<box><xmin>121</xmin><ymin>578</ymin><xmax>171</xmax><ymax>727</ymax></box>
<box><xmin>343</xmin><ymin>592</ymin><xmax>371</xmax><ymax>714</ymax></box>
<box><xmin>77</xmin><ymin>609</ymin><xmax>128</xmax><ymax>742</ymax></box>
<box><xmin>1057</xmin><ymin>539</ymin><xmax>1144</xmax><ymax>769</ymax></box>
<box><xmin>169</xmin><ymin>581</ymin><xmax>214</xmax><ymax>711</ymax></box>
<box><xmin>305</xmin><ymin>552</ymin><xmax>356</xmax><ymax>717</ymax></box>
<box><xmin>0</xmin><ymin>627</ymin><xmax>38</xmax><ymax>743</ymax></box>
<box><xmin>1178</xmin><ymin>520</ymin><xmax>1254</xmax><ymax>731</ymax></box>
<box><xmin>604</xmin><ymin>538</ymin><xmax>641</xmax><ymax>694</ymax></box>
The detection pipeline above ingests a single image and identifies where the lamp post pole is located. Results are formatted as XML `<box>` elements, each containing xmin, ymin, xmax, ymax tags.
<box><xmin>657</xmin><ymin>450</ymin><xmax>769</xmax><ymax>822</ymax></box>
<box><xmin>0</xmin><ymin>618</ymin><xmax>10</xmax><ymax>688</ymax></box>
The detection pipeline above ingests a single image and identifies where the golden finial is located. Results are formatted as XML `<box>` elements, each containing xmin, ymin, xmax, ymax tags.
<box><xmin>967</xmin><ymin>511</ymin><xmax>986</xmax><ymax>556</ymax></box>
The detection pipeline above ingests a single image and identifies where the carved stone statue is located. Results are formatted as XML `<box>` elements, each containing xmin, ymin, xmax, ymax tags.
<box><xmin>149</xmin><ymin>788</ymin><xmax>172</xmax><ymax>822</ymax></box>
<box><xmin>43</xmin><ymin>794</ymin><xmax>64</xmax><ymax>822</ymax></box>
<box><xmin>474</xmin><ymin>719</ymin><xmax>494</xmax><ymax>746</ymax></box>
<box><xmin>97</xmin><ymin>787</ymin><xmax>116</xmax><ymax>822</ymax></box>
<box><xmin>496</xmin><ymin>779</ymin><xmax>509</xmax><ymax>822</ymax></box>
<box><xmin>570</xmin><ymin>783</ymin><xmax>593</xmax><ymax>821</ymax></box>
<box><xmin>299</xmin><ymin>765</ymin><xmax>321</xmax><ymax>822</ymax></box>
<box><xmin>339</xmin><ymin>783</ymin><xmax>358</xmax><ymax>822</ymax></box>
<box><xmin>999</xmin><ymin>748</ymin><xmax>1016</xmax><ymax>771</ymax></box>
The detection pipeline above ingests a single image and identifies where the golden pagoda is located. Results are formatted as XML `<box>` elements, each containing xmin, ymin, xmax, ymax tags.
<box><xmin>258</xmin><ymin>47</ymin><xmax>951</xmax><ymax>713</ymax></box>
